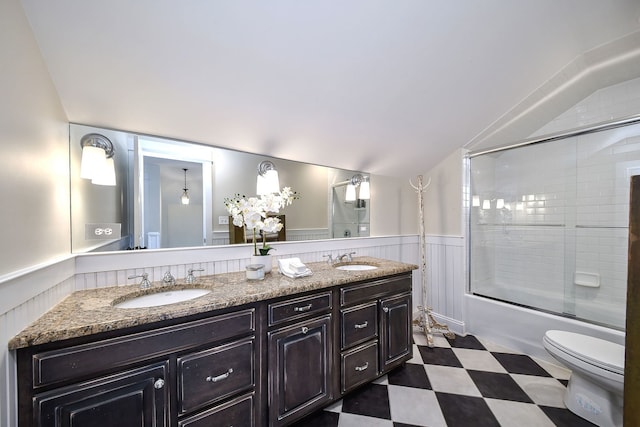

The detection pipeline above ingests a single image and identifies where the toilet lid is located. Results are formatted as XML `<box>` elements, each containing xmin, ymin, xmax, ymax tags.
<box><xmin>545</xmin><ymin>330</ymin><xmax>625</xmax><ymax>375</ymax></box>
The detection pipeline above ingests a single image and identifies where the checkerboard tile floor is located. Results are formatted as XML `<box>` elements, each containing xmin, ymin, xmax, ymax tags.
<box><xmin>292</xmin><ymin>332</ymin><xmax>596</xmax><ymax>427</ymax></box>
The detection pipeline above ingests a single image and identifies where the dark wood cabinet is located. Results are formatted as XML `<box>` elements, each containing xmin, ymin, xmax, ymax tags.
<box><xmin>33</xmin><ymin>362</ymin><xmax>169</xmax><ymax>427</ymax></box>
<box><xmin>268</xmin><ymin>303</ymin><xmax>333</xmax><ymax>427</ymax></box>
<box><xmin>17</xmin><ymin>271</ymin><xmax>413</xmax><ymax>427</ymax></box>
<box><xmin>339</xmin><ymin>273</ymin><xmax>412</xmax><ymax>394</ymax></box>
<box><xmin>380</xmin><ymin>292</ymin><xmax>412</xmax><ymax>370</ymax></box>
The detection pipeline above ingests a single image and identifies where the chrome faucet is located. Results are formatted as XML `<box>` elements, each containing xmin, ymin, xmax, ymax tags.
<box><xmin>323</xmin><ymin>254</ymin><xmax>335</xmax><ymax>265</ymax></box>
<box><xmin>337</xmin><ymin>252</ymin><xmax>356</xmax><ymax>262</ymax></box>
<box><xmin>129</xmin><ymin>273</ymin><xmax>151</xmax><ymax>289</ymax></box>
<box><xmin>186</xmin><ymin>268</ymin><xmax>204</xmax><ymax>284</ymax></box>
<box><xmin>163</xmin><ymin>271</ymin><xmax>176</xmax><ymax>286</ymax></box>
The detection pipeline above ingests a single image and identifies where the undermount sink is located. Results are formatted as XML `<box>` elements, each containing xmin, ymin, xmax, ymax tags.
<box><xmin>114</xmin><ymin>288</ymin><xmax>211</xmax><ymax>309</ymax></box>
<box><xmin>335</xmin><ymin>264</ymin><xmax>378</xmax><ymax>271</ymax></box>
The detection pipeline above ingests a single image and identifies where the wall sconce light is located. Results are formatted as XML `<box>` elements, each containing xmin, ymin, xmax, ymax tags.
<box><xmin>256</xmin><ymin>160</ymin><xmax>280</xmax><ymax>195</ymax></box>
<box><xmin>181</xmin><ymin>168</ymin><xmax>190</xmax><ymax>205</ymax></box>
<box><xmin>80</xmin><ymin>133</ymin><xmax>115</xmax><ymax>186</ymax></box>
<box><xmin>472</xmin><ymin>195</ymin><xmax>481</xmax><ymax>207</ymax></box>
<box><xmin>482</xmin><ymin>199</ymin><xmax>491</xmax><ymax>210</ymax></box>
<box><xmin>344</xmin><ymin>174</ymin><xmax>370</xmax><ymax>202</ymax></box>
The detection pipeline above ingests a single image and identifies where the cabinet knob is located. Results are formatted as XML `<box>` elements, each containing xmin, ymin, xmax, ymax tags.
<box><xmin>206</xmin><ymin>368</ymin><xmax>234</xmax><ymax>383</ymax></box>
<box><xmin>301</xmin><ymin>326</ymin><xmax>309</xmax><ymax>334</ymax></box>
<box><xmin>153</xmin><ymin>378</ymin><xmax>165</xmax><ymax>389</ymax></box>
<box><xmin>382</xmin><ymin>307</ymin><xmax>389</xmax><ymax>313</ymax></box>
<box><xmin>355</xmin><ymin>362</ymin><xmax>369</xmax><ymax>372</ymax></box>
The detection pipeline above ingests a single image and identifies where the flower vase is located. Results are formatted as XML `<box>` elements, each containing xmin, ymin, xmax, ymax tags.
<box><xmin>251</xmin><ymin>254</ymin><xmax>272</xmax><ymax>273</ymax></box>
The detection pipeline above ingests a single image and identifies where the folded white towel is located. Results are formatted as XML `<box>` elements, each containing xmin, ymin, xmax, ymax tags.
<box><xmin>278</xmin><ymin>257</ymin><xmax>313</xmax><ymax>278</ymax></box>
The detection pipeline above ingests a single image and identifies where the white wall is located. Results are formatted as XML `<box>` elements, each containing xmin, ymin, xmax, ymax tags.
<box><xmin>0</xmin><ymin>0</ymin><xmax>70</xmax><ymax>277</ymax></box>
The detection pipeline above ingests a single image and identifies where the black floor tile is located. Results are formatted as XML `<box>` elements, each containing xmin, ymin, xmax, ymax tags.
<box><xmin>491</xmin><ymin>352</ymin><xmax>552</xmax><ymax>376</ymax></box>
<box><xmin>341</xmin><ymin>382</ymin><xmax>391</xmax><ymax>420</ymax></box>
<box><xmin>387</xmin><ymin>363</ymin><xmax>431</xmax><ymax>390</ymax></box>
<box><xmin>540</xmin><ymin>405</ymin><xmax>598</xmax><ymax>426</ymax></box>
<box><xmin>290</xmin><ymin>409</ymin><xmax>339</xmax><ymax>427</ymax></box>
<box><xmin>468</xmin><ymin>370</ymin><xmax>533</xmax><ymax>403</ymax></box>
<box><xmin>393</xmin><ymin>423</ymin><xmax>422</xmax><ymax>427</ymax></box>
<box><xmin>418</xmin><ymin>345</ymin><xmax>463</xmax><ymax>367</ymax></box>
<box><xmin>446</xmin><ymin>334</ymin><xmax>486</xmax><ymax>350</ymax></box>
<box><xmin>436</xmin><ymin>392</ymin><xmax>501</xmax><ymax>427</ymax></box>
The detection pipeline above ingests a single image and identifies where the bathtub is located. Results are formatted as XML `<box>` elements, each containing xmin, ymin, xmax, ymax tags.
<box><xmin>465</xmin><ymin>294</ymin><xmax>625</xmax><ymax>363</ymax></box>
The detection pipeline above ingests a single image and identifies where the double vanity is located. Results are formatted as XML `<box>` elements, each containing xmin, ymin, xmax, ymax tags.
<box><xmin>10</xmin><ymin>257</ymin><xmax>417</xmax><ymax>427</ymax></box>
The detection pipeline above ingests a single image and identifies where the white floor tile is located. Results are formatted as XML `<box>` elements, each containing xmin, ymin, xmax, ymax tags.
<box><xmin>485</xmin><ymin>398</ymin><xmax>557</xmax><ymax>427</ymax></box>
<box><xmin>424</xmin><ymin>365</ymin><xmax>482</xmax><ymax>397</ymax></box>
<box><xmin>337</xmin><ymin>413</ymin><xmax>393</xmax><ymax>427</ymax></box>
<box><xmin>510</xmin><ymin>374</ymin><xmax>567</xmax><ymax>408</ymax></box>
<box><xmin>388</xmin><ymin>385</ymin><xmax>447</xmax><ymax>427</ymax></box>
<box><xmin>533</xmin><ymin>357</ymin><xmax>571</xmax><ymax>380</ymax></box>
<box><xmin>452</xmin><ymin>348</ymin><xmax>508</xmax><ymax>373</ymax></box>
<box><xmin>325</xmin><ymin>399</ymin><xmax>343</xmax><ymax>413</ymax></box>
<box><xmin>406</xmin><ymin>344</ymin><xmax>424</xmax><ymax>364</ymax></box>
<box><xmin>476</xmin><ymin>336</ymin><xmax>522</xmax><ymax>354</ymax></box>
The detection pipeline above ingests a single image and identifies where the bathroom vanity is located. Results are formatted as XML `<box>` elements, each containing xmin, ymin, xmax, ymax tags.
<box><xmin>10</xmin><ymin>257</ymin><xmax>416</xmax><ymax>427</ymax></box>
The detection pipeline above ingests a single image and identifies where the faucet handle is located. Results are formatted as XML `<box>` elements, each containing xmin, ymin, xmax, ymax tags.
<box><xmin>186</xmin><ymin>268</ymin><xmax>205</xmax><ymax>284</ymax></box>
<box><xmin>128</xmin><ymin>273</ymin><xmax>151</xmax><ymax>289</ymax></box>
<box><xmin>323</xmin><ymin>254</ymin><xmax>334</xmax><ymax>264</ymax></box>
<box><xmin>163</xmin><ymin>271</ymin><xmax>176</xmax><ymax>285</ymax></box>
<box><xmin>346</xmin><ymin>251</ymin><xmax>356</xmax><ymax>262</ymax></box>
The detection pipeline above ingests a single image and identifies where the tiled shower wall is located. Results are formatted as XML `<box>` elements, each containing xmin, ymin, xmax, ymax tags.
<box><xmin>470</xmin><ymin>78</ymin><xmax>640</xmax><ymax>330</ymax></box>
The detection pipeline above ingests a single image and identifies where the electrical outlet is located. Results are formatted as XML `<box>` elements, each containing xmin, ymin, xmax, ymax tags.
<box><xmin>218</xmin><ymin>216</ymin><xmax>229</xmax><ymax>225</ymax></box>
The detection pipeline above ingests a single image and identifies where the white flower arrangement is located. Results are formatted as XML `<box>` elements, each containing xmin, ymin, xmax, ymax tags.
<box><xmin>224</xmin><ymin>187</ymin><xmax>297</xmax><ymax>256</ymax></box>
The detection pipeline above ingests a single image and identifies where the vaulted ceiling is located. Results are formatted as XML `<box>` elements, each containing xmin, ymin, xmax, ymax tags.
<box><xmin>20</xmin><ymin>1</ymin><xmax>640</xmax><ymax>177</ymax></box>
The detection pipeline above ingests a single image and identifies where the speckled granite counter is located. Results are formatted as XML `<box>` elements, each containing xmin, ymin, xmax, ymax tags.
<box><xmin>9</xmin><ymin>257</ymin><xmax>417</xmax><ymax>350</ymax></box>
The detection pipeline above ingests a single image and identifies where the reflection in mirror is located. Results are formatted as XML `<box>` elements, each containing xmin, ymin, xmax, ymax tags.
<box><xmin>70</xmin><ymin>124</ymin><xmax>371</xmax><ymax>253</ymax></box>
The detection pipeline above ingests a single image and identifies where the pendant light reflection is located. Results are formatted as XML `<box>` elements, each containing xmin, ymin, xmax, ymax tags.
<box><xmin>80</xmin><ymin>133</ymin><xmax>116</xmax><ymax>186</ymax></box>
<box><xmin>181</xmin><ymin>168</ymin><xmax>190</xmax><ymax>205</ymax></box>
<box><xmin>257</xmin><ymin>160</ymin><xmax>280</xmax><ymax>195</ymax></box>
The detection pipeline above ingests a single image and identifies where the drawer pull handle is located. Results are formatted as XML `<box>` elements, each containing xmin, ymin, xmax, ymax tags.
<box><xmin>206</xmin><ymin>368</ymin><xmax>233</xmax><ymax>383</ymax></box>
<box><xmin>154</xmin><ymin>378</ymin><xmax>165</xmax><ymax>389</ymax></box>
<box><xmin>301</xmin><ymin>326</ymin><xmax>309</xmax><ymax>334</ymax></box>
<box><xmin>355</xmin><ymin>362</ymin><xmax>369</xmax><ymax>372</ymax></box>
<box><xmin>294</xmin><ymin>304</ymin><xmax>312</xmax><ymax>312</ymax></box>
<box><xmin>354</xmin><ymin>321</ymin><xmax>368</xmax><ymax>329</ymax></box>
<box><xmin>382</xmin><ymin>307</ymin><xmax>389</xmax><ymax>313</ymax></box>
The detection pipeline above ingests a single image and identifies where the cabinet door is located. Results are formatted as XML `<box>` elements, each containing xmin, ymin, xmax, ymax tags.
<box><xmin>380</xmin><ymin>292</ymin><xmax>412</xmax><ymax>371</ymax></box>
<box><xmin>34</xmin><ymin>362</ymin><xmax>169</xmax><ymax>427</ymax></box>
<box><xmin>268</xmin><ymin>315</ymin><xmax>332</xmax><ymax>427</ymax></box>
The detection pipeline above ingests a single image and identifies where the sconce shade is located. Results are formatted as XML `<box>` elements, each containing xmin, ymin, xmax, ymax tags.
<box><xmin>482</xmin><ymin>199</ymin><xmax>490</xmax><ymax>209</ymax></box>
<box><xmin>472</xmin><ymin>195</ymin><xmax>480</xmax><ymax>207</ymax></box>
<box><xmin>80</xmin><ymin>133</ymin><xmax>116</xmax><ymax>186</ymax></box>
<box><xmin>345</xmin><ymin>184</ymin><xmax>357</xmax><ymax>201</ymax></box>
<box><xmin>359</xmin><ymin>180</ymin><xmax>370</xmax><ymax>200</ymax></box>
<box><xmin>496</xmin><ymin>198</ymin><xmax>505</xmax><ymax>209</ymax></box>
<box><xmin>80</xmin><ymin>145</ymin><xmax>106</xmax><ymax>179</ymax></box>
<box><xmin>92</xmin><ymin>156</ymin><xmax>116</xmax><ymax>186</ymax></box>
<box><xmin>257</xmin><ymin>161</ymin><xmax>280</xmax><ymax>195</ymax></box>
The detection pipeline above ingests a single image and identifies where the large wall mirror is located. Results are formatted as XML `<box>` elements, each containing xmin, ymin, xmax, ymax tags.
<box><xmin>70</xmin><ymin>124</ymin><xmax>372</xmax><ymax>253</ymax></box>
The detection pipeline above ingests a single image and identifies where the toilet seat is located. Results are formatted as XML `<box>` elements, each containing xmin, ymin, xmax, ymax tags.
<box><xmin>544</xmin><ymin>330</ymin><xmax>624</xmax><ymax>376</ymax></box>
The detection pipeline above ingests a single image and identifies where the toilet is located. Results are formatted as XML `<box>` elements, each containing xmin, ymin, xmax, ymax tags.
<box><xmin>543</xmin><ymin>330</ymin><xmax>625</xmax><ymax>427</ymax></box>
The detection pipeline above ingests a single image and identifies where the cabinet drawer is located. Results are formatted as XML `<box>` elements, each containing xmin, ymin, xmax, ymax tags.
<box><xmin>341</xmin><ymin>302</ymin><xmax>378</xmax><ymax>350</ymax></box>
<box><xmin>340</xmin><ymin>274</ymin><xmax>411</xmax><ymax>306</ymax></box>
<box><xmin>178</xmin><ymin>393</ymin><xmax>254</xmax><ymax>427</ymax></box>
<box><xmin>32</xmin><ymin>308</ymin><xmax>255</xmax><ymax>388</ymax></box>
<box><xmin>268</xmin><ymin>292</ymin><xmax>332</xmax><ymax>326</ymax></box>
<box><xmin>178</xmin><ymin>338</ymin><xmax>255</xmax><ymax>414</ymax></box>
<box><xmin>341</xmin><ymin>342</ymin><xmax>379</xmax><ymax>393</ymax></box>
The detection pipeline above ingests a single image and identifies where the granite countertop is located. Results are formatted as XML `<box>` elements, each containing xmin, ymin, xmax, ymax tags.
<box><xmin>9</xmin><ymin>257</ymin><xmax>417</xmax><ymax>350</ymax></box>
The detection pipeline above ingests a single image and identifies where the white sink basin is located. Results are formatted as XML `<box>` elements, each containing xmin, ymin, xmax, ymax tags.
<box><xmin>335</xmin><ymin>264</ymin><xmax>378</xmax><ymax>271</ymax></box>
<box><xmin>114</xmin><ymin>288</ymin><xmax>211</xmax><ymax>309</ymax></box>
